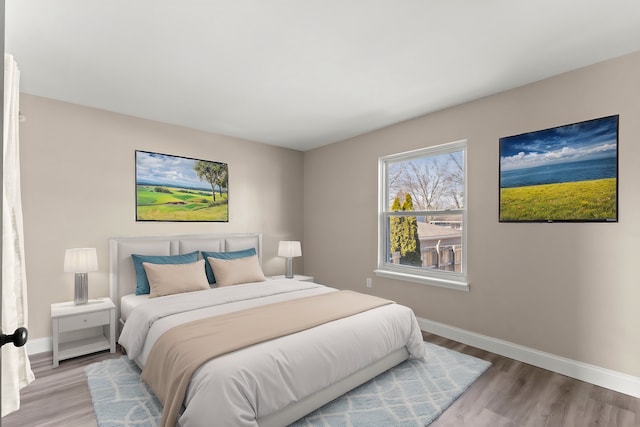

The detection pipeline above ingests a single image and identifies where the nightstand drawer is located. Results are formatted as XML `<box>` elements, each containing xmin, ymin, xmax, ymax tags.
<box><xmin>58</xmin><ymin>310</ymin><xmax>110</xmax><ymax>332</ymax></box>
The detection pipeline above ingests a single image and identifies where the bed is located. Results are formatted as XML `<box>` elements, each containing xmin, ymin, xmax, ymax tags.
<box><xmin>110</xmin><ymin>233</ymin><xmax>425</xmax><ymax>427</ymax></box>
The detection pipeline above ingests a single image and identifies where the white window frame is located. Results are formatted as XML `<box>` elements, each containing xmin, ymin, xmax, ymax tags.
<box><xmin>375</xmin><ymin>140</ymin><xmax>469</xmax><ymax>291</ymax></box>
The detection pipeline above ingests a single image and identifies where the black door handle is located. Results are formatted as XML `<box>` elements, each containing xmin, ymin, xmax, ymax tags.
<box><xmin>1</xmin><ymin>327</ymin><xmax>28</xmax><ymax>348</ymax></box>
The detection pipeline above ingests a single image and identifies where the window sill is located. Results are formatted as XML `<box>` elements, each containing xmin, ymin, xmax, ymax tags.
<box><xmin>373</xmin><ymin>269</ymin><xmax>469</xmax><ymax>292</ymax></box>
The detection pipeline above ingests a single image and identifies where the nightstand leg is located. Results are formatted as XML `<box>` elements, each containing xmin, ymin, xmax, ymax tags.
<box><xmin>109</xmin><ymin>309</ymin><xmax>116</xmax><ymax>353</ymax></box>
<box><xmin>52</xmin><ymin>319</ymin><xmax>59</xmax><ymax>367</ymax></box>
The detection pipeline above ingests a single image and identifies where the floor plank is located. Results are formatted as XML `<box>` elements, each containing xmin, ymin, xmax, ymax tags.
<box><xmin>3</xmin><ymin>335</ymin><xmax>638</xmax><ymax>426</ymax></box>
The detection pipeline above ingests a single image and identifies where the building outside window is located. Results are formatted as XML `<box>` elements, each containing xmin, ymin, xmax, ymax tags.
<box><xmin>376</xmin><ymin>140</ymin><xmax>468</xmax><ymax>291</ymax></box>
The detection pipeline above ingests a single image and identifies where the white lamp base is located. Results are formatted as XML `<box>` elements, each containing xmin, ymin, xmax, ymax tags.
<box><xmin>74</xmin><ymin>273</ymin><xmax>88</xmax><ymax>305</ymax></box>
<box><xmin>285</xmin><ymin>258</ymin><xmax>294</xmax><ymax>279</ymax></box>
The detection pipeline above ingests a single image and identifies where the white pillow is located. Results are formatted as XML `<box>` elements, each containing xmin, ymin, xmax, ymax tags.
<box><xmin>143</xmin><ymin>259</ymin><xmax>210</xmax><ymax>298</ymax></box>
<box><xmin>207</xmin><ymin>255</ymin><xmax>266</xmax><ymax>287</ymax></box>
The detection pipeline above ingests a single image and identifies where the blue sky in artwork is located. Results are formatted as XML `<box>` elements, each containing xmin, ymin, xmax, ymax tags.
<box><xmin>500</xmin><ymin>116</ymin><xmax>618</xmax><ymax>171</ymax></box>
<box><xmin>136</xmin><ymin>151</ymin><xmax>219</xmax><ymax>190</ymax></box>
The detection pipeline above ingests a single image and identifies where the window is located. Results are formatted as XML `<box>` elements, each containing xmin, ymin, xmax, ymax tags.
<box><xmin>375</xmin><ymin>140</ymin><xmax>468</xmax><ymax>291</ymax></box>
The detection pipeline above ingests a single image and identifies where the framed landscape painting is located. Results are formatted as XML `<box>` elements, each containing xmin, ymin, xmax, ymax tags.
<box><xmin>499</xmin><ymin>115</ymin><xmax>618</xmax><ymax>223</ymax></box>
<box><xmin>136</xmin><ymin>151</ymin><xmax>229</xmax><ymax>222</ymax></box>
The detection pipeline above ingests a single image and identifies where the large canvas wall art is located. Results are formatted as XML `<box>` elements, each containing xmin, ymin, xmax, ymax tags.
<box><xmin>135</xmin><ymin>151</ymin><xmax>229</xmax><ymax>222</ymax></box>
<box><xmin>499</xmin><ymin>115</ymin><xmax>618</xmax><ymax>223</ymax></box>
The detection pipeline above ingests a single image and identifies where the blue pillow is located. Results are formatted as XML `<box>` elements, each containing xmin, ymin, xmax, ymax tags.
<box><xmin>131</xmin><ymin>252</ymin><xmax>199</xmax><ymax>295</ymax></box>
<box><xmin>201</xmin><ymin>248</ymin><xmax>257</xmax><ymax>284</ymax></box>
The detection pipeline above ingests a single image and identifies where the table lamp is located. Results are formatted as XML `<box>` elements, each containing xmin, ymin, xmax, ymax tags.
<box><xmin>64</xmin><ymin>247</ymin><xmax>98</xmax><ymax>305</ymax></box>
<box><xmin>277</xmin><ymin>241</ymin><xmax>301</xmax><ymax>279</ymax></box>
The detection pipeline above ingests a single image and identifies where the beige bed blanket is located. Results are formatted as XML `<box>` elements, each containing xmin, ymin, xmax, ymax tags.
<box><xmin>141</xmin><ymin>290</ymin><xmax>393</xmax><ymax>427</ymax></box>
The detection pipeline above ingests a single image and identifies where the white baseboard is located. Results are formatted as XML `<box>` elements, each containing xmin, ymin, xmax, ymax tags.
<box><xmin>418</xmin><ymin>317</ymin><xmax>640</xmax><ymax>398</ymax></box>
<box><xmin>26</xmin><ymin>337</ymin><xmax>51</xmax><ymax>356</ymax></box>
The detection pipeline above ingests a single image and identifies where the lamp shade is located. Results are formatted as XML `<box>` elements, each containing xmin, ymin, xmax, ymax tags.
<box><xmin>64</xmin><ymin>248</ymin><xmax>98</xmax><ymax>273</ymax></box>
<box><xmin>278</xmin><ymin>241</ymin><xmax>302</xmax><ymax>258</ymax></box>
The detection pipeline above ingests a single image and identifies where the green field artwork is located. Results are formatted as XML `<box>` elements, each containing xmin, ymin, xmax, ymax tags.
<box><xmin>499</xmin><ymin>115</ymin><xmax>618</xmax><ymax>222</ymax></box>
<box><xmin>136</xmin><ymin>151</ymin><xmax>228</xmax><ymax>222</ymax></box>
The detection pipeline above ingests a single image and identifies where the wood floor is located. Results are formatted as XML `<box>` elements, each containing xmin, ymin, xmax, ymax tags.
<box><xmin>423</xmin><ymin>333</ymin><xmax>639</xmax><ymax>427</ymax></box>
<box><xmin>3</xmin><ymin>333</ymin><xmax>638</xmax><ymax>427</ymax></box>
<box><xmin>2</xmin><ymin>349</ymin><xmax>123</xmax><ymax>427</ymax></box>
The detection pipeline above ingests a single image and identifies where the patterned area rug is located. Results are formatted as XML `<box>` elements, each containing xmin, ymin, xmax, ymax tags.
<box><xmin>85</xmin><ymin>342</ymin><xmax>490</xmax><ymax>427</ymax></box>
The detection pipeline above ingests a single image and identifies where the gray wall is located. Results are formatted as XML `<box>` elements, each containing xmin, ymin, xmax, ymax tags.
<box><xmin>303</xmin><ymin>51</ymin><xmax>640</xmax><ymax>378</ymax></box>
<box><xmin>19</xmin><ymin>94</ymin><xmax>304</xmax><ymax>339</ymax></box>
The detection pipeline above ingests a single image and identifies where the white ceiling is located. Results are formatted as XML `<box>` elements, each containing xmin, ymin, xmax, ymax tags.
<box><xmin>6</xmin><ymin>1</ymin><xmax>640</xmax><ymax>151</ymax></box>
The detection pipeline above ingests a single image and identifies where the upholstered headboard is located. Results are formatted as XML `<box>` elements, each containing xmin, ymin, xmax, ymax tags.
<box><xmin>109</xmin><ymin>233</ymin><xmax>262</xmax><ymax>323</ymax></box>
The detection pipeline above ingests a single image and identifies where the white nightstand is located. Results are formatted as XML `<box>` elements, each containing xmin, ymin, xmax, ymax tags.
<box><xmin>271</xmin><ymin>274</ymin><xmax>315</xmax><ymax>283</ymax></box>
<box><xmin>51</xmin><ymin>298</ymin><xmax>116</xmax><ymax>367</ymax></box>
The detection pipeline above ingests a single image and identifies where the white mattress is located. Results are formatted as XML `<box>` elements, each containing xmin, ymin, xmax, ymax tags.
<box><xmin>120</xmin><ymin>293</ymin><xmax>149</xmax><ymax>322</ymax></box>
<box><xmin>118</xmin><ymin>280</ymin><xmax>425</xmax><ymax>427</ymax></box>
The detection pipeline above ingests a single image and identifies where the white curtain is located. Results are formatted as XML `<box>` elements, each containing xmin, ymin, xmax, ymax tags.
<box><xmin>1</xmin><ymin>54</ymin><xmax>34</xmax><ymax>417</ymax></box>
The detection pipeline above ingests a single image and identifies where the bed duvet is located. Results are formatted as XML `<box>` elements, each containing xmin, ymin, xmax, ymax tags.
<box><xmin>118</xmin><ymin>279</ymin><xmax>425</xmax><ymax>427</ymax></box>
